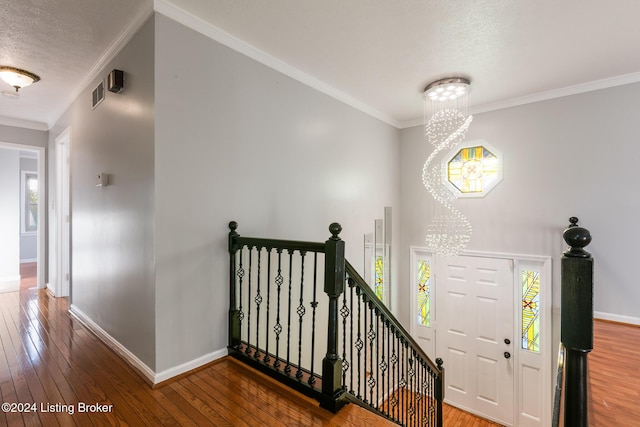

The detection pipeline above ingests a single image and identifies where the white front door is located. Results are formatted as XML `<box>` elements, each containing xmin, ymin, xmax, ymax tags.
<box><xmin>436</xmin><ymin>254</ymin><xmax>515</xmax><ymax>426</ymax></box>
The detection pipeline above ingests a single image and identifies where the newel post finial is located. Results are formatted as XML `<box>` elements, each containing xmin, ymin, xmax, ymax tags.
<box><xmin>329</xmin><ymin>222</ymin><xmax>342</xmax><ymax>240</ymax></box>
<box><xmin>563</xmin><ymin>217</ymin><xmax>592</xmax><ymax>258</ymax></box>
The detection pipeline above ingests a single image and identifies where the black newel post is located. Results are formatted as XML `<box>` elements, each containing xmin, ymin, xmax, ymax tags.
<box><xmin>228</xmin><ymin>221</ymin><xmax>241</xmax><ymax>348</ymax></box>
<box><xmin>321</xmin><ymin>223</ymin><xmax>346</xmax><ymax>411</ymax></box>
<box><xmin>561</xmin><ymin>217</ymin><xmax>593</xmax><ymax>427</ymax></box>
<box><xmin>435</xmin><ymin>357</ymin><xmax>445</xmax><ymax>427</ymax></box>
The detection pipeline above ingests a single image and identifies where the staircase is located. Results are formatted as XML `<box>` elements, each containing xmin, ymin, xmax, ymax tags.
<box><xmin>228</xmin><ymin>221</ymin><xmax>444</xmax><ymax>427</ymax></box>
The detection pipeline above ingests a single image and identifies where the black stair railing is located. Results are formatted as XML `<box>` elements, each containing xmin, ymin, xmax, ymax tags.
<box><xmin>228</xmin><ymin>221</ymin><xmax>444</xmax><ymax>427</ymax></box>
<box><xmin>552</xmin><ymin>217</ymin><xmax>593</xmax><ymax>427</ymax></box>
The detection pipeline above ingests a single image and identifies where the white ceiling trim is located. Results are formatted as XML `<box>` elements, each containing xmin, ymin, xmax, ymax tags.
<box><xmin>46</xmin><ymin>3</ymin><xmax>155</xmax><ymax>129</ymax></box>
<box><xmin>153</xmin><ymin>0</ymin><xmax>400</xmax><ymax>128</ymax></box>
<box><xmin>397</xmin><ymin>71</ymin><xmax>640</xmax><ymax>129</ymax></box>
<box><xmin>0</xmin><ymin>116</ymin><xmax>48</xmax><ymax>131</ymax></box>
<box><xmin>470</xmin><ymin>72</ymin><xmax>640</xmax><ymax>116</ymax></box>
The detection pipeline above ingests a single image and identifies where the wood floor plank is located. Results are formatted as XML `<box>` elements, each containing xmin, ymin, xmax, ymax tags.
<box><xmin>589</xmin><ymin>319</ymin><xmax>640</xmax><ymax>426</ymax></box>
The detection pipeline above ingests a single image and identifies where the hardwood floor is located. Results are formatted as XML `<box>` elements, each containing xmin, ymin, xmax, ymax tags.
<box><xmin>589</xmin><ymin>319</ymin><xmax>640</xmax><ymax>426</ymax></box>
<box><xmin>19</xmin><ymin>263</ymin><xmax>37</xmax><ymax>291</ymax></box>
<box><xmin>1</xmin><ymin>267</ymin><xmax>637</xmax><ymax>426</ymax></box>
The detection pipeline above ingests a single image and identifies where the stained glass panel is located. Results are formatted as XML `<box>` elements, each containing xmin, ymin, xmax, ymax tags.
<box><xmin>375</xmin><ymin>255</ymin><xmax>384</xmax><ymax>301</ymax></box>
<box><xmin>522</xmin><ymin>270</ymin><xmax>540</xmax><ymax>352</ymax></box>
<box><xmin>416</xmin><ymin>259</ymin><xmax>431</xmax><ymax>326</ymax></box>
<box><xmin>447</xmin><ymin>145</ymin><xmax>499</xmax><ymax>194</ymax></box>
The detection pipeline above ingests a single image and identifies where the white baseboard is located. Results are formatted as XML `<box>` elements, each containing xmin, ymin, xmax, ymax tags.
<box><xmin>69</xmin><ymin>304</ymin><xmax>228</xmax><ymax>385</ymax></box>
<box><xmin>594</xmin><ymin>311</ymin><xmax>640</xmax><ymax>326</ymax></box>
<box><xmin>0</xmin><ymin>275</ymin><xmax>20</xmax><ymax>294</ymax></box>
<box><xmin>20</xmin><ymin>258</ymin><xmax>37</xmax><ymax>263</ymax></box>
<box><xmin>69</xmin><ymin>304</ymin><xmax>156</xmax><ymax>384</ymax></box>
<box><xmin>154</xmin><ymin>347</ymin><xmax>228</xmax><ymax>384</ymax></box>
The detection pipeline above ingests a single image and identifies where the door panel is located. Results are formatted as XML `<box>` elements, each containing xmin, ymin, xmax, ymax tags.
<box><xmin>436</xmin><ymin>255</ymin><xmax>514</xmax><ymax>426</ymax></box>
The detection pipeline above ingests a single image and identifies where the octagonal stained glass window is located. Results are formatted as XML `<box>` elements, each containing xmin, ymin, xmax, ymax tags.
<box><xmin>445</xmin><ymin>141</ymin><xmax>502</xmax><ymax>197</ymax></box>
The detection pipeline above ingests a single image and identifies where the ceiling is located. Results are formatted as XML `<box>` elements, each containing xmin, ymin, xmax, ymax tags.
<box><xmin>2</xmin><ymin>0</ymin><xmax>640</xmax><ymax>130</ymax></box>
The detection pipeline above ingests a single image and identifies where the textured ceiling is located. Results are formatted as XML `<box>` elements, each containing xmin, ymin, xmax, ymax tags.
<box><xmin>0</xmin><ymin>0</ymin><xmax>152</xmax><ymax>129</ymax></box>
<box><xmin>2</xmin><ymin>0</ymin><xmax>640</xmax><ymax>129</ymax></box>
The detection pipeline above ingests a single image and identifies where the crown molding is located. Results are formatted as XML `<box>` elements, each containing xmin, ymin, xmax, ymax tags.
<box><xmin>399</xmin><ymin>72</ymin><xmax>640</xmax><ymax>129</ymax></box>
<box><xmin>471</xmin><ymin>72</ymin><xmax>640</xmax><ymax>115</ymax></box>
<box><xmin>153</xmin><ymin>0</ymin><xmax>400</xmax><ymax>129</ymax></box>
<box><xmin>0</xmin><ymin>115</ymin><xmax>48</xmax><ymax>131</ymax></box>
<box><xmin>46</xmin><ymin>3</ymin><xmax>155</xmax><ymax>129</ymax></box>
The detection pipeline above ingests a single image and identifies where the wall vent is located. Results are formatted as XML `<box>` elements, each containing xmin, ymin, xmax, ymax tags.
<box><xmin>92</xmin><ymin>80</ymin><xmax>105</xmax><ymax>109</ymax></box>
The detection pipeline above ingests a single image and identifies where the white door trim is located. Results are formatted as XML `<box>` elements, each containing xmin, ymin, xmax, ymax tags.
<box><xmin>53</xmin><ymin>127</ymin><xmax>71</xmax><ymax>297</ymax></box>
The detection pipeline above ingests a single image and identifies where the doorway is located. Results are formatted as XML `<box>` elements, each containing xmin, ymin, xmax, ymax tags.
<box><xmin>0</xmin><ymin>142</ymin><xmax>45</xmax><ymax>291</ymax></box>
<box><xmin>410</xmin><ymin>248</ymin><xmax>552</xmax><ymax>426</ymax></box>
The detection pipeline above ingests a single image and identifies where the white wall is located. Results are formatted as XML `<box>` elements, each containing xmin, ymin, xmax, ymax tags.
<box><xmin>154</xmin><ymin>14</ymin><xmax>400</xmax><ymax>372</ymax></box>
<box><xmin>0</xmin><ymin>148</ymin><xmax>20</xmax><ymax>292</ymax></box>
<box><xmin>400</xmin><ymin>82</ymin><xmax>640</xmax><ymax>327</ymax></box>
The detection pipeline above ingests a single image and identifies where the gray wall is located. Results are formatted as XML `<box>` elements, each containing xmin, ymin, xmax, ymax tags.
<box><xmin>50</xmin><ymin>17</ymin><xmax>156</xmax><ymax>369</ymax></box>
<box><xmin>154</xmin><ymin>14</ymin><xmax>400</xmax><ymax>372</ymax></box>
<box><xmin>399</xmin><ymin>82</ymin><xmax>640</xmax><ymax>327</ymax></box>
<box><xmin>20</xmin><ymin>156</ymin><xmax>38</xmax><ymax>261</ymax></box>
<box><xmin>0</xmin><ymin>125</ymin><xmax>48</xmax><ymax>148</ymax></box>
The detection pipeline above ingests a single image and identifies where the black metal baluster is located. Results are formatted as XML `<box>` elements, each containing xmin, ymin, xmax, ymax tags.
<box><xmin>285</xmin><ymin>249</ymin><xmax>294</xmax><ymax>374</ymax></box>
<box><xmin>391</xmin><ymin>329</ymin><xmax>398</xmax><ymax>422</ymax></box>
<box><xmin>375</xmin><ymin>308</ymin><xmax>380</xmax><ymax>410</ymax></box>
<box><xmin>340</xmin><ymin>276</ymin><xmax>350</xmax><ymax>388</ymax></box>
<box><xmin>367</xmin><ymin>301</ymin><xmax>376</xmax><ymax>405</ymax></box>
<box><xmin>237</xmin><ymin>248</ymin><xmax>245</xmax><ymax>347</ymax></box>
<box><xmin>308</xmin><ymin>253</ymin><xmax>318</xmax><ymax>386</ymax></box>
<box><xmin>362</xmin><ymin>294</ymin><xmax>371</xmax><ymax>403</ymax></box>
<box><xmin>422</xmin><ymin>361</ymin><xmax>428</xmax><ymax>427</ymax></box>
<box><xmin>386</xmin><ymin>320</ymin><xmax>391</xmax><ymax>416</ymax></box>
<box><xmin>409</xmin><ymin>353</ymin><xmax>415</xmax><ymax>426</ymax></box>
<box><xmin>400</xmin><ymin>339</ymin><xmax>406</xmax><ymax>426</ymax></box>
<box><xmin>416</xmin><ymin>359</ymin><xmax>421</xmax><ymax>427</ymax></box>
<box><xmin>428</xmin><ymin>364</ymin><xmax>433</xmax><ymax>426</ymax></box>
<box><xmin>355</xmin><ymin>286</ymin><xmax>363</xmax><ymax>400</ymax></box>
<box><xmin>349</xmin><ymin>278</ymin><xmax>355</xmax><ymax>394</ymax></box>
<box><xmin>264</xmin><ymin>248</ymin><xmax>272</xmax><ymax>365</ymax></box>
<box><xmin>245</xmin><ymin>247</ymin><xmax>252</xmax><ymax>354</ymax></box>
<box><xmin>296</xmin><ymin>251</ymin><xmax>307</xmax><ymax>380</ymax></box>
<box><xmin>254</xmin><ymin>247</ymin><xmax>262</xmax><ymax>359</ymax></box>
<box><xmin>274</xmin><ymin>249</ymin><xmax>283</xmax><ymax>368</ymax></box>
<box><xmin>380</xmin><ymin>319</ymin><xmax>387</xmax><ymax>414</ymax></box>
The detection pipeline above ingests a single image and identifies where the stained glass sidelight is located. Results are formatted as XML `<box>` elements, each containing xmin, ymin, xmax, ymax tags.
<box><xmin>447</xmin><ymin>145</ymin><xmax>500</xmax><ymax>194</ymax></box>
<box><xmin>375</xmin><ymin>255</ymin><xmax>384</xmax><ymax>301</ymax></box>
<box><xmin>522</xmin><ymin>270</ymin><xmax>540</xmax><ymax>352</ymax></box>
<box><xmin>416</xmin><ymin>259</ymin><xmax>431</xmax><ymax>326</ymax></box>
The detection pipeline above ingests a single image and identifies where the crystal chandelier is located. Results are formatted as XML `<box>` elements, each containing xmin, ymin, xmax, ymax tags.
<box><xmin>421</xmin><ymin>77</ymin><xmax>473</xmax><ymax>256</ymax></box>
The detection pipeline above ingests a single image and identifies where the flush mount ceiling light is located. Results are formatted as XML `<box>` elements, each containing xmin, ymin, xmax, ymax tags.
<box><xmin>421</xmin><ymin>77</ymin><xmax>473</xmax><ymax>256</ymax></box>
<box><xmin>0</xmin><ymin>66</ymin><xmax>41</xmax><ymax>92</ymax></box>
<box><xmin>424</xmin><ymin>77</ymin><xmax>470</xmax><ymax>102</ymax></box>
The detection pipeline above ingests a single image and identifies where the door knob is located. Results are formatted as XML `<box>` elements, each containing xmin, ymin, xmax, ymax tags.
<box><xmin>504</xmin><ymin>338</ymin><xmax>511</xmax><ymax>345</ymax></box>
<box><xmin>504</xmin><ymin>352</ymin><xmax>511</xmax><ymax>359</ymax></box>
